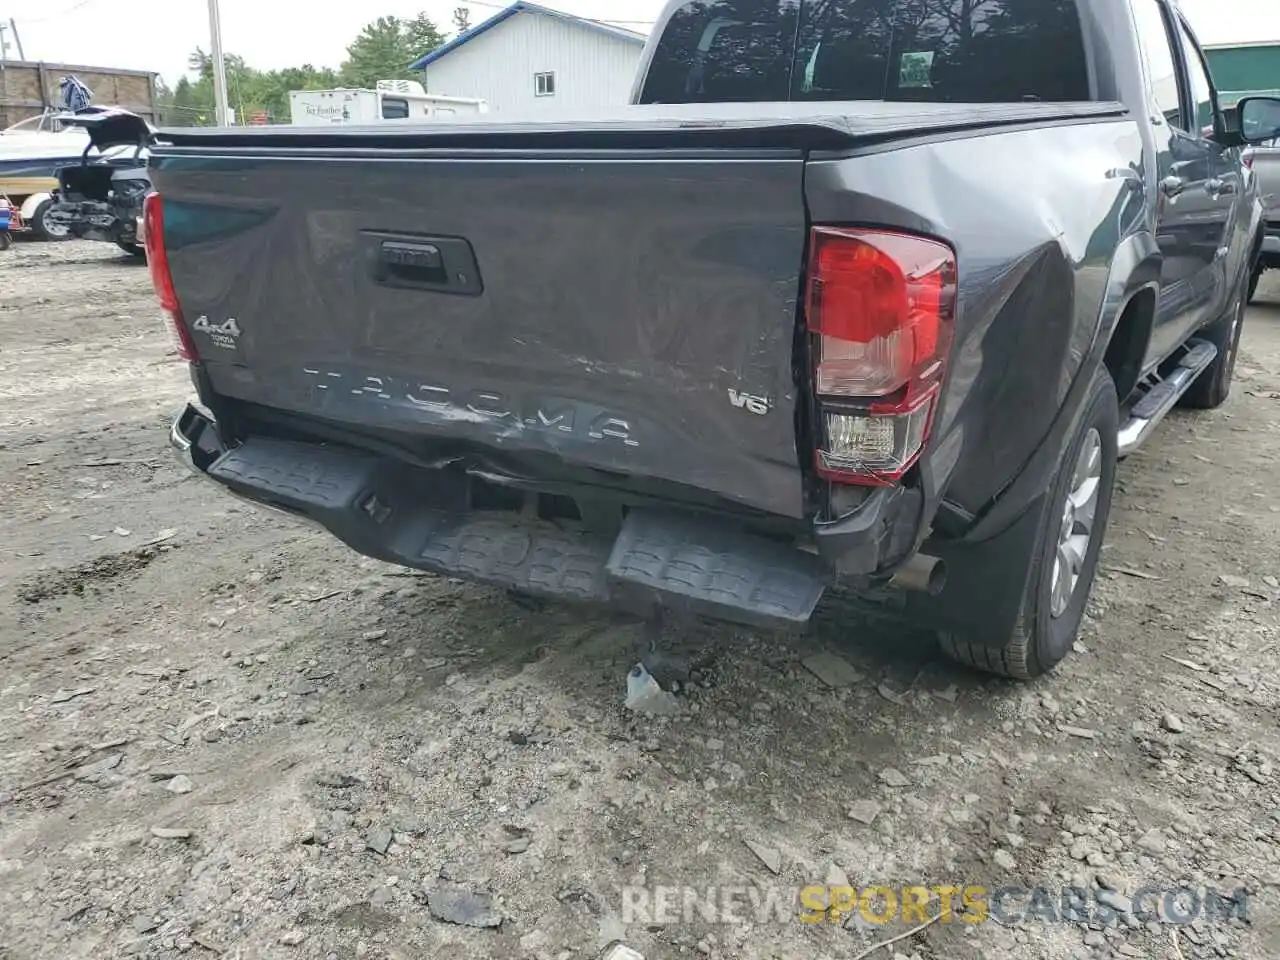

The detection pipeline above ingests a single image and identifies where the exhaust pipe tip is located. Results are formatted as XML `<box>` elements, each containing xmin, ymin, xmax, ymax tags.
<box><xmin>889</xmin><ymin>554</ymin><xmax>947</xmax><ymax>597</ymax></box>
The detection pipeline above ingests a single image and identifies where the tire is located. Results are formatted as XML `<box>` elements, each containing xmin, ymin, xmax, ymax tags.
<box><xmin>116</xmin><ymin>240</ymin><xmax>145</xmax><ymax>258</ymax></box>
<box><xmin>28</xmin><ymin>199</ymin><xmax>71</xmax><ymax>242</ymax></box>
<box><xmin>1247</xmin><ymin>264</ymin><xmax>1261</xmax><ymax>304</ymax></box>
<box><xmin>0</xmin><ymin>231</ymin><xmax>11</xmax><ymax>251</ymax></box>
<box><xmin>939</xmin><ymin>366</ymin><xmax>1119</xmax><ymax>679</ymax></box>
<box><xmin>1180</xmin><ymin>270</ymin><xmax>1248</xmax><ymax>410</ymax></box>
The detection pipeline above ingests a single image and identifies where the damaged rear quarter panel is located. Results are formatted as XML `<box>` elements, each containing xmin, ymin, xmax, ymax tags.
<box><xmin>804</xmin><ymin>118</ymin><xmax>1144</xmax><ymax>513</ymax></box>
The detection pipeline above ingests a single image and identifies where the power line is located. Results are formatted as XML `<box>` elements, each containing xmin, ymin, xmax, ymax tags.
<box><xmin>459</xmin><ymin>0</ymin><xmax>654</xmax><ymax>27</ymax></box>
<box><xmin>13</xmin><ymin>0</ymin><xmax>101</xmax><ymax>26</ymax></box>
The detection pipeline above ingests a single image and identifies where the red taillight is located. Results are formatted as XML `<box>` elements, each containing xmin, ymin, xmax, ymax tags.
<box><xmin>143</xmin><ymin>192</ymin><xmax>198</xmax><ymax>362</ymax></box>
<box><xmin>1243</xmin><ymin>154</ymin><xmax>1254</xmax><ymax>170</ymax></box>
<box><xmin>805</xmin><ymin>227</ymin><xmax>957</xmax><ymax>486</ymax></box>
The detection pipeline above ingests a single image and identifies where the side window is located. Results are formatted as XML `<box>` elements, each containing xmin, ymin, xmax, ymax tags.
<box><xmin>1130</xmin><ymin>0</ymin><xmax>1182</xmax><ymax>129</ymax></box>
<box><xmin>1174</xmin><ymin>18</ymin><xmax>1216</xmax><ymax>137</ymax></box>
<box><xmin>535</xmin><ymin>72</ymin><xmax>556</xmax><ymax>97</ymax></box>
<box><xmin>381</xmin><ymin>97</ymin><xmax>409</xmax><ymax>120</ymax></box>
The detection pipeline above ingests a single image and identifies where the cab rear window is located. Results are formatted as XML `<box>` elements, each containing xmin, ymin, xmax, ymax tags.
<box><xmin>637</xmin><ymin>0</ymin><xmax>1091</xmax><ymax>104</ymax></box>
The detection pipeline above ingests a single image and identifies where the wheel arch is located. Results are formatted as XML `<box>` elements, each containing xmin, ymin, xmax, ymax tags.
<box><xmin>1094</xmin><ymin>229</ymin><xmax>1163</xmax><ymax>402</ymax></box>
<box><xmin>1102</xmin><ymin>283</ymin><xmax>1159</xmax><ymax>403</ymax></box>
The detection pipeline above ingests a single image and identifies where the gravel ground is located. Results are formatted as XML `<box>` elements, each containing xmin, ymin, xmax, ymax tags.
<box><xmin>2</xmin><ymin>240</ymin><xmax>1279</xmax><ymax>960</ymax></box>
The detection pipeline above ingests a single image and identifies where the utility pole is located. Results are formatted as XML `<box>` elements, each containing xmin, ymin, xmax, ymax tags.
<box><xmin>207</xmin><ymin>0</ymin><xmax>231</xmax><ymax>126</ymax></box>
<box><xmin>9</xmin><ymin>19</ymin><xmax>25</xmax><ymax>60</ymax></box>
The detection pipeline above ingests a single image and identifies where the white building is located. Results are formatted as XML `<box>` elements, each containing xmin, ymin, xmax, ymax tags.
<box><xmin>409</xmin><ymin>2</ymin><xmax>647</xmax><ymax>115</ymax></box>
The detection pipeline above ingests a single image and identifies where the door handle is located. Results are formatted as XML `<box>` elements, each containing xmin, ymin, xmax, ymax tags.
<box><xmin>1106</xmin><ymin>167</ymin><xmax>1143</xmax><ymax>192</ymax></box>
<box><xmin>1160</xmin><ymin>176</ymin><xmax>1188</xmax><ymax>198</ymax></box>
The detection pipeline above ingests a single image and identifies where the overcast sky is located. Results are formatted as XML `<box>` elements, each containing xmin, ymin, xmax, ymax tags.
<box><xmin>3</xmin><ymin>0</ymin><xmax>1273</xmax><ymax>90</ymax></box>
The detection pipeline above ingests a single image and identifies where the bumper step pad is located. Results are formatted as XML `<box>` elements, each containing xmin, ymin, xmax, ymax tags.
<box><xmin>607</xmin><ymin>511</ymin><xmax>826</xmax><ymax>627</ymax></box>
<box><xmin>200</xmin><ymin>436</ymin><xmax>825</xmax><ymax>627</ymax></box>
<box><xmin>208</xmin><ymin>439</ymin><xmax>379</xmax><ymax>513</ymax></box>
<box><xmin>416</xmin><ymin>513</ymin><xmax>611</xmax><ymax>602</ymax></box>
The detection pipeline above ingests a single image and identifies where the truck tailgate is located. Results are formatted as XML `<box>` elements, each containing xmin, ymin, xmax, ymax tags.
<box><xmin>151</xmin><ymin>146</ymin><xmax>810</xmax><ymax>518</ymax></box>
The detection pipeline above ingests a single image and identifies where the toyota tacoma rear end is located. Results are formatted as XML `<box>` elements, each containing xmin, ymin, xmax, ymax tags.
<box><xmin>153</xmin><ymin>0</ymin><xmax>1274</xmax><ymax>678</ymax></box>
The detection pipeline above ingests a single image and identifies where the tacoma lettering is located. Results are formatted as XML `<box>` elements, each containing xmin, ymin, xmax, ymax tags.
<box><xmin>300</xmin><ymin>367</ymin><xmax>638</xmax><ymax>446</ymax></box>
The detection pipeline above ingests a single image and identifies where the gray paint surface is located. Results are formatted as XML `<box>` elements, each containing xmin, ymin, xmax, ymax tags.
<box><xmin>153</xmin><ymin>148</ymin><xmax>811</xmax><ymax>517</ymax></box>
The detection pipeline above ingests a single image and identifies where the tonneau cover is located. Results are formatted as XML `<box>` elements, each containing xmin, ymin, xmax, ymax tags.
<box><xmin>155</xmin><ymin>100</ymin><xmax>1128</xmax><ymax>152</ymax></box>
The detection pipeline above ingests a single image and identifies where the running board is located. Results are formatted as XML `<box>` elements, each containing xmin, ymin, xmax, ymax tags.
<box><xmin>1117</xmin><ymin>340</ymin><xmax>1217</xmax><ymax>457</ymax></box>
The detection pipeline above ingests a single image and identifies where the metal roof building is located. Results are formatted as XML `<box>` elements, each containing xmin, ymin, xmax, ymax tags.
<box><xmin>1178</xmin><ymin>0</ymin><xmax>1280</xmax><ymax>106</ymax></box>
<box><xmin>409</xmin><ymin>2</ymin><xmax>647</xmax><ymax>114</ymax></box>
<box><xmin>1203</xmin><ymin>41</ymin><xmax>1280</xmax><ymax>107</ymax></box>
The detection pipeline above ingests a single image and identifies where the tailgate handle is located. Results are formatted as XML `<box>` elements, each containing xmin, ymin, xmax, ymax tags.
<box><xmin>365</xmin><ymin>233</ymin><xmax>483</xmax><ymax>296</ymax></box>
<box><xmin>378</xmin><ymin>241</ymin><xmax>447</xmax><ymax>285</ymax></box>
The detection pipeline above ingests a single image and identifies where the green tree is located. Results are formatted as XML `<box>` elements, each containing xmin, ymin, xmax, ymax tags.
<box><xmin>406</xmin><ymin>13</ymin><xmax>446</xmax><ymax>57</ymax></box>
<box><xmin>168</xmin><ymin>75</ymin><xmax>212</xmax><ymax>126</ymax></box>
<box><xmin>176</xmin><ymin>49</ymin><xmax>341</xmax><ymax>124</ymax></box>
<box><xmin>168</xmin><ymin>13</ymin><xmax>445</xmax><ymax>127</ymax></box>
<box><xmin>340</xmin><ymin>13</ymin><xmax>445</xmax><ymax>87</ymax></box>
<box><xmin>341</xmin><ymin>17</ymin><xmax>408</xmax><ymax>87</ymax></box>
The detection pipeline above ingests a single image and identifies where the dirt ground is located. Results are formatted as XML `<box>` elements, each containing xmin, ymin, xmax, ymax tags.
<box><xmin>1</xmin><ymin>240</ymin><xmax>1279</xmax><ymax>960</ymax></box>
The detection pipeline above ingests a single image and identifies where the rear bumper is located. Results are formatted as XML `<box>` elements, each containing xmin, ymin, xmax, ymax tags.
<box><xmin>170</xmin><ymin>402</ymin><xmax>873</xmax><ymax>629</ymax></box>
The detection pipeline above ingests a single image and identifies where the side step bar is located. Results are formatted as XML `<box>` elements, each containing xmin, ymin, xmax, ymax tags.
<box><xmin>1117</xmin><ymin>340</ymin><xmax>1217</xmax><ymax>457</ymax></box>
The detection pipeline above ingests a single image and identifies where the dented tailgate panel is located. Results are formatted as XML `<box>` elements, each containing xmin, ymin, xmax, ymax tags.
<box><xmin>152</xmin><ymin>148</ymin><xmax>810</xmax><ymax>518</ymax></box>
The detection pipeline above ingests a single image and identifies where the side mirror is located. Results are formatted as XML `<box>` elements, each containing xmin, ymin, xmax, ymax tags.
<box><xmin>1239</xmin><ymin>96</ymin><xmax>1280</xmax><ymax>144</ymax></box>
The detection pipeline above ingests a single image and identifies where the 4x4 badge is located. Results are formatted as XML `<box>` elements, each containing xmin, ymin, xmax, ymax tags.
<box><xmin>192</xmin><ymin>315</ymin><xmax>242</xmax><ymax>350</ymax></box>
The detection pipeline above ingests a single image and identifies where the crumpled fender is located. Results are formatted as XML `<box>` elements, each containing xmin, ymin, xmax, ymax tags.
<box><xmin>957</xmin><ymin>229</ymin><xmax>1161</xmax><ymax>545</ymax></box>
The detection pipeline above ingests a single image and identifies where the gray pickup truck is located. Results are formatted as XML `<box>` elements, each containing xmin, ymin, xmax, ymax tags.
<box><xmin>152</xmin><ymin>0</ymin><xmax>1276</xmax><ymax>680</ymax></box>
<box><xmin>1245</xmin><ymin>136</ymin><xmax>1279</xmax><ymax>300</ymax></box>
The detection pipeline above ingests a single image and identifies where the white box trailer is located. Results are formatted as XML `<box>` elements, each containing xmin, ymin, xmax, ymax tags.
<box><xmin>288</xmin><ymin>80</ymin><xmax>487</xmax><ymax>126</ymax></box>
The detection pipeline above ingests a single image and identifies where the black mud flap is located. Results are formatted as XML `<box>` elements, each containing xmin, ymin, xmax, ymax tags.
<box><xmin>199</xmin><ymin>434</ymin><xmax>825</xmax><ymax>628</ymax></box>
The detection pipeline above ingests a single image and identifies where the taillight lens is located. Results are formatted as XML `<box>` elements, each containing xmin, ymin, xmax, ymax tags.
<box><xmin>143</xmin><ymin>192</ymin><xmax>198</xmax><ymax>362</ymax></box>
<box><xmin>806</xmin><ymin>227</ymin><xmax>956</xmax><ymax>486</ymax></box>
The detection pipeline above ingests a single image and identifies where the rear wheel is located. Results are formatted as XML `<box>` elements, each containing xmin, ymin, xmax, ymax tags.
<box><xmin>29</xmin><ymin>199</ymin><xmax>70</xmax><ymax>242</ymax></box>
<box><xmin>1181</xmin><ymin>271</ymin><xmax>1248</xmax><ymax>410</ymax></box>
<box><xmin>939</xmin><ymin>366</ymin><xmax>1118</xmax><ymax>679</ymax></box>
<box><xmin>1248</xmin><ymin>263</ymin><xmax>1261</xmax><ymax>304</ymax></box>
